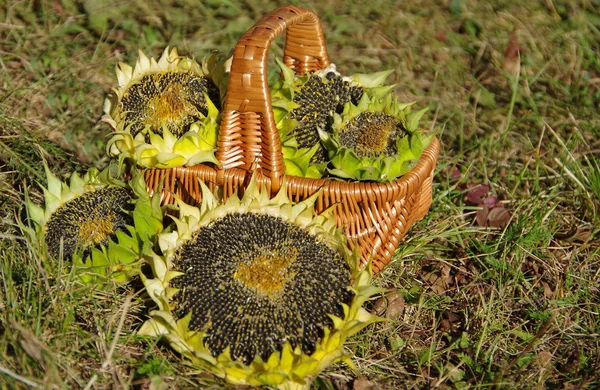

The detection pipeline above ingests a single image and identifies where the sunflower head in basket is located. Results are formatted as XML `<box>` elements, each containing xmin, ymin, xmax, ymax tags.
<box><xmin>139</xmin><ymin>176</ymin><xmax>382</xmax><ymax>389</ymax></box>
<box><xmin>319</xmin><ymin>92</ymin><xmax>434</xmax><ymax>182</ymax></box>
<box><xmin>103</xmin><ymin>47</ymin><xmax>229</xmax><ymax>169</ymax></box>
<box><xmin>271</xmin><ymin>59</ymin><xmax>394</xmax><ymax>178</ymax></box>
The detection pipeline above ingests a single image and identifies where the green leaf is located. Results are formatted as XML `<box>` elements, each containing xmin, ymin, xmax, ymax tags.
<box><xmin>511</xmin><ymin>329</ymin><xmax>535</xmax><ymax>343</ymax></box>
<box><xmin>283</xmin><ymin>159</ymin><xmax>303</xmax><ymax>176</ymax></box>
<box><xmin>386</xmin><ymin>158</ymin><xmax>411</xmax><ymax>179</ymax></box>
<box><xmin>327</xmin><ymin>168</ymin><xmax>354</xmax><ymax>180</ymax></box>
<box><xmin>142</xmin><ymin>26</ymin><xmax>159</xmax><ymax>45</ymax></box>
<box><xmin>459</xmin><ymin>332</ymin><xmax>470</xmax><ymax>348</ymax></box>
<box><xmin>275</xmin><ymin>58</ymin><xmax>297</xmax><ymax>99</ymax></box>
<box><xmin>475</xmin><ymin>86</ymin><xmax>496</xmax><ymax>108</ymax></box>
<box><xmin>390</xmin><ymin>335</ymin><xmax>405</xmax><ymax>352</ymax></box>
<box><xmin>395</xmin><ymin>101</ymin><xmax>416</xmax><ymax>112</ymax></box>
<box><xmin>350</xmin><ymin>69</ymin><xmax>394</xmax><ymax>88</ymax></box>
<box><xmin>107</xmin><ymin>241</ymin><xmax>136</xmax><ymax>266</ymax></box>
<box><xmin>396</xmin><ymin>136</ymin><xmax>418</xmax><ymax>161</ymax></box>
<box><xmin>26</xmin><ymin>202</ymin><xmax>44</xmax><ymax>228</ymax></box>
<box><xmin>449</xmin><ymin>0</ymin><xmax>462</xmax><ymax>15</ymax></box>
<box><xmin>272</xmin><ymin>105</ymin><xmax>290</xmax><ymax>124</ymax></box>
<box><xmin>419</xmin><ymin>347</ymin><xmax>432</xmax><ymax>366</ymax></box>
<box><xmin>406</xmin><ymin>107</ymin><xmax>428</xmax><ymax>132</ymax></box>
<box><xmin>305</xmin><ymin>163</ymin><xmax>327</xmax><ymax>178</ymax></box>
<box><xmin>44</xmin><ymin>163</ymin><xmax>63</xmax><ymax>197</ymax></box>
<box><xmin>186</xmin><ymin>151</ymin><xmax>219</xmax><ymax>166</ymax></box>
<box><xmin>517</xmin><ymin>353</ymin><xmax>535</xmax><ymax>368</ymax></box>
<box><xmin>151</xmin><ymin>191</ymin><xmax>162</xmax><ymax>218</ymax></box>
<box><xmin>409</xmin><ymin>132</ymin><xmax>425</xmax><ymax>157</ymax></box>
<box><xmin>134</xmin><ymin>202</ymin><xmax>163</xmax><ymax>241</ymax></box>
<box><xmin>90</xmin><ymin>247</ymin><xmax>110</xmax><ymax>267</ymax></box>
<box><xmin>278</xmin><ymin>118</ymin><xmax>297</xmax><ymax>139</ymax></box>
<box><xmin>115</xmin><ymin>228</ymin><xmax>137</xmax><ymax>249</ymax></box>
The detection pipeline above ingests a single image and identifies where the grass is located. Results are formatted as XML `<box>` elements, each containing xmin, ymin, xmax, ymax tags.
<box><xmin>1</xmin><ymin>0</ymin><xmax>599</xmax><ymax>388</ymax></box>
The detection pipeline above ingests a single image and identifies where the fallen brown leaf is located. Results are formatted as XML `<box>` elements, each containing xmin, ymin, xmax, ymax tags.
<box><xmin>371</xmin><ymin>292</ymin><xmax>405</xmax><ymax>320</ymax></box>
<box><xmin>538</xmin><ymin>351</ymin><xmax>553</xmax><ymax>369</ymax></box>
<box><xmin>554</xmin><ymin>227</ymin><xmax>593</xmax><ymax>243</ymax></box>
<box><xmin>503</xmin><ymin>27</ymin><xmax>521</xmax><ymax>76</ymax></box>
<box><xmin>424</xmin><ymin>263</ymin><xmax>453</xmax><ymax>295</ymax></box>
<box><xmin>476</xmin><ymin>205</ymin><xmax>490</xmax><ymax>227</ymax></box>
<box><xmin>353</xmin><ymin>378</ymin><xmax>382</xmax><ymax>390</ymax></box>
<box><xmin>435</xmin><ymin>30</ymin><xmax>448</xmax><ymax>43</ymax></box>
<box><xmin>466</xmin><ymin>184</ymin><xmax>490</xmax><ymax>204</ymax></box>
<box><xmin>11</xmin><ymin>320</ymin><xmax>48</xmax><ymax>363</ymax></box>
<box><xmin>386</xmin><ymin>293</ymin><xmax>405</xmax><ymax>321</ymax></box>
<box><xmin>483</xmin><ymin>195</ymin><xmax>499</xmax><ymax>208</ymax></box>
<box><xmin>371</xmin><ymin>296</ymin><xmax>387</xmax><ymax>317</ymax></box>
<box><xmin>487</xmin><ymin>206</ymin><xmax>511</xmax><ymax>228</ymax></box>
<box><xmin>541</xmin><ymin>281</ymin><xmax>554</xmax><ymax>299</ymax></box>
<box><xmin>441</xmin><ymin>167</ymin><xmax>461</xmax><ymax>180</ymax></box>
<box><xmin>439</xmin><ymin>311</ymin><xmax>463</xmax><ymax>336</ymax></box>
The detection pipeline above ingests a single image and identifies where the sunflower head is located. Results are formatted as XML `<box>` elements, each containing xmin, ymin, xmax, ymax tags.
<box><xmin>103</xmin><ymin>47</ymin><xmax>226</xmax><ymax>169</ymax></box>
<box><xmin>270</xmin><ymin>59</ymin><xmax>394</xmax><ymax>178</ymax></box>
<box><xmin>319</xmin><ymin>93</ymin><xmax>433</xmax><ymax>182</ymax></box>
<box><xmin>139</xmin><ymin>177</ymin><xmax>382</xmax><ymax>389</ymax></box>
<box><xmin>23</xmin><ymin>163</ymin><xmax>164</xmax><ymax>284</ymax></box>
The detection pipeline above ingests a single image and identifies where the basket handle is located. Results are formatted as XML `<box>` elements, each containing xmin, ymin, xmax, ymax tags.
<box><xmin>216</xmin><ymin>5</ymin><xmax>330</xmax><ymax>191</ymax></box>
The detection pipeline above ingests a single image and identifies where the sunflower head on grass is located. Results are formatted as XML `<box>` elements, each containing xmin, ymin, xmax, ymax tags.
<box><xmin>103</xmin><ymin>47</ymin><xmax>228</xmax><ymax>169</ymax></box>
<box><xmin>139</xmin><ymin>177</ymin><xmax>382</xmax><ymax>389</ymax></box>
<box><xmin>319</xmin><ymin>92</ymin><xmax>434</xmax><ymax>182</ymax></box>
<box><xmin>23</xmin><ymin>163</ymin><xmax>164</xmax><ymax>284</ymax></box>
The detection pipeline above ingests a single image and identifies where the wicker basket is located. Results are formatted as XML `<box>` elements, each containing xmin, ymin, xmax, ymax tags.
<box><xmin>143</xmin><ymin>5</ymin><xmax>440</xmax><ymax>274</ymax></box>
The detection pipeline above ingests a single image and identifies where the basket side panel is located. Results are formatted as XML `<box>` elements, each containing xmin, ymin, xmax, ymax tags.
<box><xmin>143</xmin><ymin>166</ymin><xmax>218</xmax><ymax>207</ymax></box>
<box><xmin>411</xmin><ymin>169</ymin><xmax>434</xmax><ymax>224</ymax></box>
<box><xmin>283</xmin><ymin>138</ymin><xmax>440</xmax><ymax>273</ymax></box>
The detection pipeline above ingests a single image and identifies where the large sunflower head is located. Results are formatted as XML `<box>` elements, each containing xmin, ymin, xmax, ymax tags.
<box><xmin>270</xmin><ymin>59</ymin><xmax>394</xmax><ymax>178</ymax></box>
<box><xmin>139</xmin><ymin>177</ymin><xmax>382</xmax><ymax>389</ymax></box>
<box><xmin>319</xmin><ymin>92</ymin><xmax>433</xmax><ymax>182</ymax></box>
<box><xmin>23</xmin><ymin>163</ymin><xmax>164</xmax><ymax>284</ymax></box>
<box><xmin>103</xmin><ymin>47</ymin><xmax>226</xmax><ymax>168</ymax></box>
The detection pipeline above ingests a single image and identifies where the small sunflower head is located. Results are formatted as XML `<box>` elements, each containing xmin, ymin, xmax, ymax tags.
<box><xmin>338</xmin><ymin>111</ymin><xmax>405</xmax><ymax>158</ymax></box>
<box><xmin>43</xmin><ymin>185</ymin><xmax>132</xmax><ymax>261</ymax></box>
<box><xmin>103</xmin><ymin>47</ymin><xmax>226</xmax><ymax>168</ymax></box>
<box><xmin>319</xmin><ymin>93</ymin><xmax>433</xmax><ymax>182</ymax></box>
<box><xmin>270</xmin><ymin>59</ymin><xmax>394</xmax><ymax>178</ymax></box>
<box><xmin>139</xmin><ymin>177</ymin><xmax>382</xmax><ymax>389</ymax></box>
<box><xmin>23</xmin><ymin>163</ymin><xmax>164</xmax><ymax>284</ymax></box>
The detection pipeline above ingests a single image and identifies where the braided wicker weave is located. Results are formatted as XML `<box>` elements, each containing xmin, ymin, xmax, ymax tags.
<box><xmin>143</xmin><ymin>5</ymin><xmax>440</xmax><ymax>274</ymax></box>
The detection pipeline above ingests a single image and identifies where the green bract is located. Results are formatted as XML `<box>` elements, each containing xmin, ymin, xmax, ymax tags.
<box><xmin>270</xmin><ymin>59</ymin><xmax>394</xmax><ymax>178</ymax></box>
<box><xmin>103</xmin><ymin>47</ymin><xmax>227</xmax><ymax>169</ymax></box>
<box><xmin>23</xmin><ymin>163</ymin><xmax>164</xmax><ymax>285</ymax></box>
<box><xmin>319</xmin><ymin>92</ymin><xmax>433</xmax><ymax>182</ymax></box>
<box><xmin>139</xmin><ymin>176</ymin><xmax>382</xmax><ymax>389</ymax></box>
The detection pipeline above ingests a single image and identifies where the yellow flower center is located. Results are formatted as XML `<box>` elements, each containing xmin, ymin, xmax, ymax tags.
<box><xmin>77</xmin><ymin>214</ymin><xmax>117</xmax><ymax>247</ymax></box>
<box><xmin>234</xmin><ymin>247</ymin><xmax>297</xmax><ymax>298</ymax></box>
<box><xmin>340</xmin><ymin>112</ymin><xmax>403</xmax><ymax>157</ymax></box>
<box><xmin>144</xmin><ymin>80</ymin><xmax>193</xmax><ymax>130</ymax></box>
<box><xmin>356</xmin><ymin>122</ymin><xmax>393</xmax><ymax>155</ymax></box>
<box><xmin>121</xmin><ymin>71</ymin><xmax>216</xmax><ymax>137</ymax></box>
